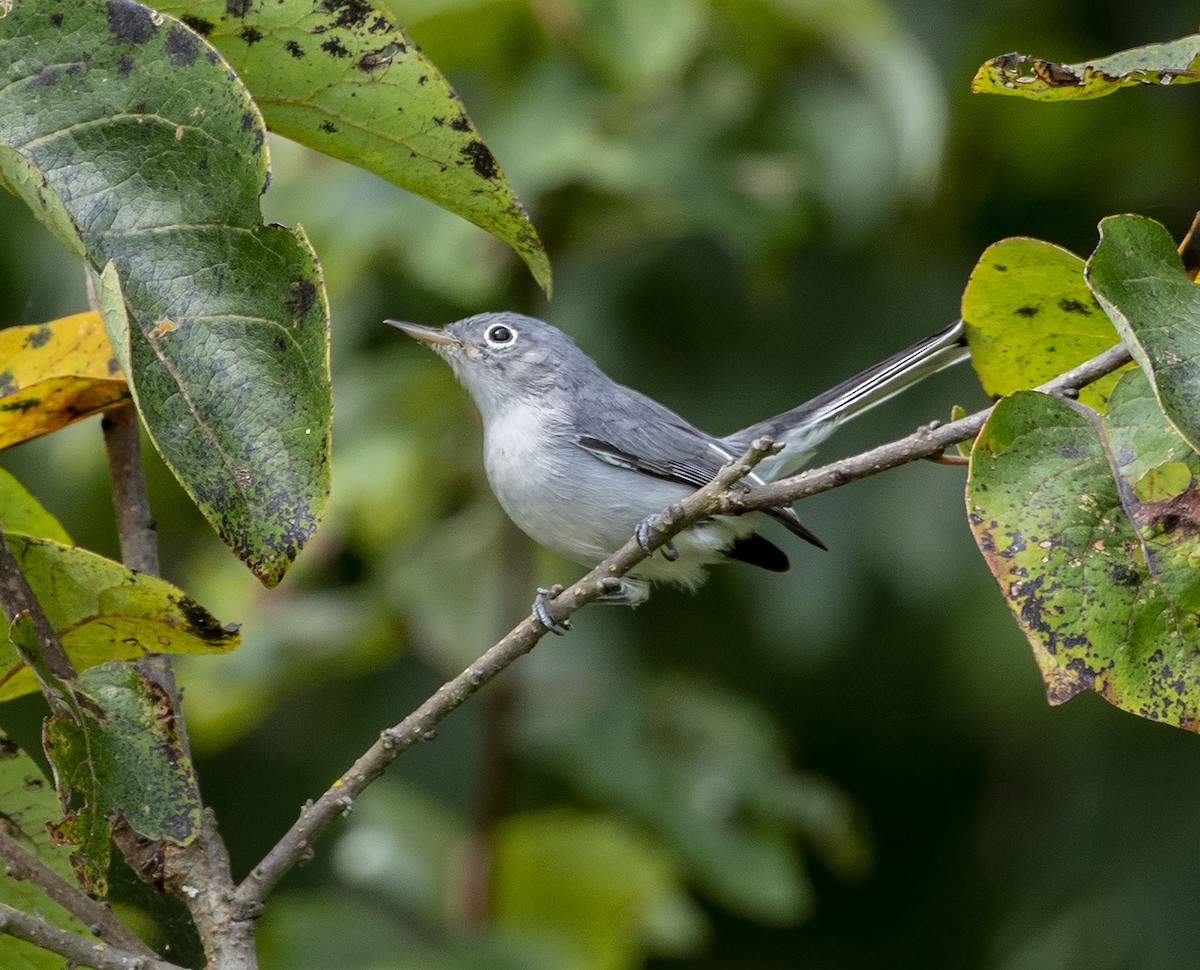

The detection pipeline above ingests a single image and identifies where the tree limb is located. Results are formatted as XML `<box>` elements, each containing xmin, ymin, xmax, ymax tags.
<box><xmin>0</xmin><ymin>829</ymin><xmax>156</xmax><ymax>960</ymax></box>
<box><xmin>727</xmin><ymin>342</ymin><xmax>1134</xmax><ymax>514</ymax></box>
<box><xmin>231</xmin><ymin>343</ymin><xmax>1134</xmax><ymax>921</ymax></box>
<box><xmin>92</xmin><ymin>279</ymin><xmax>250</xmax><ymax>968</ymax></box>
<box><xmin>0</xmin><ymin>531</ymin><xmax>75</xmax><ymax>702</ymax></box>
<box><xmin>229</xmin><ymin>436</ymin><xmax>782</xmax><ymax>918</ymax></box>
<box><xmin>101</xmin><ymin>405</ymin><xmax>160</xmax><ymax>576</ymax></box>
<box><xmin>0</xmin><ymin>902</ymin><xmax>185</xmax><ymax>970</ymax></box>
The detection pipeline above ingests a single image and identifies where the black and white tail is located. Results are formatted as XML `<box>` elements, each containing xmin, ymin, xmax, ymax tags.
<box><xmin>724</xmin><ymin>320</ymin><xmax>969</xmax><ymax>481</ymax></box>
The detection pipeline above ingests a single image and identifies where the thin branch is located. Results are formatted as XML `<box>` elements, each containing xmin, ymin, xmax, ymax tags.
<box><xmin>101</xmin><ymin>405</ymin><xmax>159</xmax><ymax>575</ymax></box>
<box><xmin>0</xmin><ymin>902</ymin><xmax>185</xmax><ymax>970</ymax></box>
<box><xmin>727</xmin><ymin>342</ymin><xmax>1134</xmax><ymax>514</ymax></box>
<box><xmin>89</xmin><ymin>280</ymin><xmax>250</xmax><ymax>968</ymax></box>
<box><xmin>0</xmin><ymin>531</ymin><xmax>75</xmax><ymax>698</ymax></box>
<box><xmin>231</xmin><ymin>342</ymin><xmax>1135</xmax><ymax>920</ymax></box>
<box><xmin>0</xmin><ymin>829</ymin><xmax>156</xmax><ymax>960</ymax></box>
<box><xmin>229</xmin><ymin>436</ymin><xmax>782</xmax><ymax>919</ymax></box>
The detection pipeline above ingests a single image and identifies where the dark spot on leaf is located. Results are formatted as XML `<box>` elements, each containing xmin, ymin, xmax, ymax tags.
<box><xmin>418</xmin><ymin>74</ymin><xmax>427</xmax><ymax>85</ymax></box>
<box><xmin>1057</xmin><ymin>297</ymin><xmax>1092</xmax><ymax>315</ymax></box>
<box><xmin>117</xmin><ymin>55</ymin><xmax>135</xmax><ymax>76</ymax></box>
<box><xmin>197</xmin><ymin>158</ymin><xmax>209</xmax><ymax>172</ymax></box>
<box><xmin>1108</xmin><ymin>563</ymin><xmax>1142</xmax><ymax>588</ymax></box>
<box><xmin>180</xmin><ymin>15</ymin><xmax>214</xmax><ymax>36</ymax></box>
<box><xmin>107</xmin><ymin>357</ymin><xmax>121</xmax><ymax>375</ymax></box>
<box><xmin>370</xmin><ymin>17</ymin><xmax>397</xmax><ymax>36</ymax></box>
<box><xmin>1135</xmin><ymin>487</ymin><xmax>1200</xmax><ymax>537</ymax></box>
<box><xmin>240</xmin><ymin>26</ymin><xmax>264</xmax><ymax>45</ymax></box>
<box><xmin>449</xmin><ymin>114</ymin><xmax>471</xmax><ymax>132</ymax></box>
<box><xmin>460</xmin><ymin>140</ymin><xmax>499</xmax><ymax>179</ymax></box>
<box><xmin>285</xmin><ymin>40</ymin><xmax>305</xmax><ymax>58</ymax></box>
<box><xmin>0</xmin><ymin>399</ymin><xmax>38</xmax><ymax>413</ymax></box>
<box><xmin>274</xmin><ymin>335</ymin><xmax>287</xmax><ymax>352</ymax></box>
<box><xmin>24</xmin><ymin>325</ymin><xmax>52</xmax><ymax>349</ymax></box>
<box><xmin>0</xmin><ymin>738</ymin><xmax>18</xmax><ymax>758</ymax></box>
<box><xmin>432</xmin><ymin>116</ymin><xmax>444</xmax><ymax>126</ymax></box>
<box><xmin>319</xmin><ymin>121</ymin><xmax>337</xmax><ymax>134</ymax></box>
<box><xmin>359</xmin><ymin>43</ymin><xmax>400</xmax><ymax>71</ymax></box>
<box><xmin>107</xmin><ymin>0</ymin><xmax>158</xmax><ymax>44</ymax></box>
<box><xmin>29</xmin><ymin>66</ymin><xmax>60</xmax><ymax>87</ymax></box>
<box><xmin>322</xmin><ymin>0</ymin><xmax>372</xmax><ymax>30</ymax></box>
<box><xmin>321</xmin><ymin>37</ymin><xmax>350</xmax><ymax>58</ymax></box>
<box><xmin>241</xmin><ymin>112</ymin><xmax>255</xmax><ymax>132</ymax></box>
<box><xmin>166</xmin><ymin>26</ymin><xmax>201</xmax><ymax>66</ymax></box>
<box><xmin>285</xmin><ymin>279</ymin><xmax>317</xmax><ymax>317</ymax></box>
<box><xmin>49</xmin><ymin>12</ymin><xmax>64</xmax><ymax>28</ymax></box>
<box><xmin>173</xmin><ymin>596</ymin><xmax>239</xmax><ymax>646</ymax></box>
<box><xmin>1015</xmin><ymin>305</ymin><xmax>1038</xmax><ymax>317</ymax></box>
<box><xmin>24</xmin><ymin>776</ymin><xmax>44</xmax><ymax>790</ymax></box>
<box><xmin>226</xmin><ymin>0</ymin><xmax>252</xmax><ymax>16</ymax></box>
<box><xmin>0</xmin><ymin>371</ymin><xmax>14</xmax><ymax>395</ymax></box>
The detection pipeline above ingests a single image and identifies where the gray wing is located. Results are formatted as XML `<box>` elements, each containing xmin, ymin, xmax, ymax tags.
<box><xmin>569</xmin><ymin>380</ymin><xmax>826</xmax><ymax>550</ymax></box>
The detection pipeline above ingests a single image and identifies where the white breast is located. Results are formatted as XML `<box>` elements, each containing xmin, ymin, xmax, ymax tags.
<box><xmin>478</xmin><ymin>398</ymin><xmax>760</xmax><ymax>589</ymax></box>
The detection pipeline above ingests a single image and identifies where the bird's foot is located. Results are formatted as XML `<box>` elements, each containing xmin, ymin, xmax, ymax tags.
<box><xmin>533</xmin><ymin>584</ymin><xmax>571</xmax><ymax>635</ymax></box>
<box><xmin>635</xmin><ymin>514</ymin><xmax>678</xmax><ymax>561</ymax></box>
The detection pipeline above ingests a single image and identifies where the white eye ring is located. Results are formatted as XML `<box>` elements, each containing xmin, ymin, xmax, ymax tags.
<box><xmin>485</xmin><ymin>323</ymin><xmax>516</xmax><ymax>346</ymax></box>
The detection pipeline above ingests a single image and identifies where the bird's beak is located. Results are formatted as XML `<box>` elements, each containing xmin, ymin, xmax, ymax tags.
<box><xmin>386</xmin><ymin>320</ymin><xmax>464</xmax><ymax>349</ymax></box>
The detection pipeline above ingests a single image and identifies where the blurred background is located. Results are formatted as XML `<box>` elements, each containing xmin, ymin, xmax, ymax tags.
<box><xmin>3</xmin><ymin>0</ymin><xmax>1200</xmax><ymax>967</ymax></box>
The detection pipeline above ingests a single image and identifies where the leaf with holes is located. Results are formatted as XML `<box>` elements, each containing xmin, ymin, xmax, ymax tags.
<box><xmin>967</xmin><ymin>371</ymin><xmax>1200</xmax><ymax>730</ymax></box>
<box><xmin>0</xmin><ymin>0</ymin><xmax>332</xmax><ymax>586</ymax></box>
<box><xmin>155</xmin><ymin>0</ymin><xmax>550</xmax><ymax>294</ymax></box>
<box><xmin>973</xmin><ymin>35</ymin><xmax>1200</xmax><ymax>100</ymax></box>
<box><xmin>45</xmin><ymin>661</ymin><xmax>201</xmax><ymax>894</ymax></box>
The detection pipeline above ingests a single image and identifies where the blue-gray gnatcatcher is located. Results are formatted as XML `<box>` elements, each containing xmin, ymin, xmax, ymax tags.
<box><xmin>388</xmin><ymin>313</ymin><xmax>968</xmax><ymax>631</ymax></box>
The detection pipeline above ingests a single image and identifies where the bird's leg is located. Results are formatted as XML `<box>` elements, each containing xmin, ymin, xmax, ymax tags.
<box><xmin>532</xmin><ymin>584</ymin><xmax>571</xmax><ymax>635</ymax></box>
<box><xmin>592</xmin><ymin>576</ymin><xmax>650</xmax><ymax>607</ymax></box>
<box><xmin>635</xmin><ymin>513</ymin><xmax>679</xmax><ymax>561</ymax></box>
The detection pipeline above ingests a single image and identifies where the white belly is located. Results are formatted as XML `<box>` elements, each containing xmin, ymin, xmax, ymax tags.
<box><xmin>481</xmin><ymin>400</ymin><xmax>756</xmax><ymax>585</ymax></box>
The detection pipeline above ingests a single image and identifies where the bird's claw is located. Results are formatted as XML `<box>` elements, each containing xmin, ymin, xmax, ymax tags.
<box><xmin>635</xmin><ymin>515</ymin><xmax>678</xmax><ymax>561</ymax></box>
<box><xmin>533</xmin><ymin>585</ymin><xmax>570</xmax><ymax>635</ymax></box>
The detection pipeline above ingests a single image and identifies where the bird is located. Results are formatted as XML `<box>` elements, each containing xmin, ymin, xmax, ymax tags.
<box><xmin>388</xmin><ymin>312</ymin><xmax>968</xmax><ymax>632</ymax></box>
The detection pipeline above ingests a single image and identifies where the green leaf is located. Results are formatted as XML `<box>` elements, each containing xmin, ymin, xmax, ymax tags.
<box><xmin>0</xmin><ymin>0</ymin><xmax>332</xmax><ymax>586</ymax></box>
<box><xmin>1134</xmin><ymin>461</ymin><xmax>1192</xmax><ymax>503</ymax></box>
<box><xmin>1085</xmin><ymin>214</ymin><xmax>1200</xmax><ymax>453</ymax></box>
<box><xmin>45</xmin><ymin>661</ymin><xmax>202</xmax><ymax>895</ymax></box>
<box><xmin>0</xmin><ymin>468</ymin><xmax>71</xmax><ymax>544</ymax></box>
<box><xmin>0</xmin><ymin>534</ymin><xmax>239</xmax><ymax>702</ymax></box>
<box><xmin>967</xmin><ymin>373</ymin><xmax>1200</xmax><ymax>730</ymax></box>
<box><xmin>972</xmin><ymin>35</ymin><xmax>1200</xmax><ymax>101</ymax></box>
<box><xmin>0</xmin><ymin>730</ymin><xmax>92</xmax><ymax>970</ymax></box>
<box><xmin>961</xmin><ymin>237</ymin><xmax>1127</xmax><ymax>410</ymax></box>
<box><xmin>153</xmin><ymin>0</ymin><xmax>550</xmax><ymax>295</ymax></box>
<box><xmin>493</xmin><ymin>809</ymin><xmax>705</xmax><ymax>970</ymax></box>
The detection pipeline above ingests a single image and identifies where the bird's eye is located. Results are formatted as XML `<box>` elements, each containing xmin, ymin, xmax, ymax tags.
<box><xmin>486</xmin><ymin>324</ymin><xmax>515</xmax><ymax>345</ymax></box>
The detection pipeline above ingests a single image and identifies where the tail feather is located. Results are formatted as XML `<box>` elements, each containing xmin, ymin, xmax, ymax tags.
<box><xmin>725</xmin><ymin>319</ymin><xmax>968</xmax><ymax>481</ymax></box>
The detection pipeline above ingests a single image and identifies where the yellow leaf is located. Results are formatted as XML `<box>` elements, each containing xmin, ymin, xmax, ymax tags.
<box><xmin>0</xmin><ymin>312</ymin><xmax>130</xmax><ymax>449</ymax></box>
